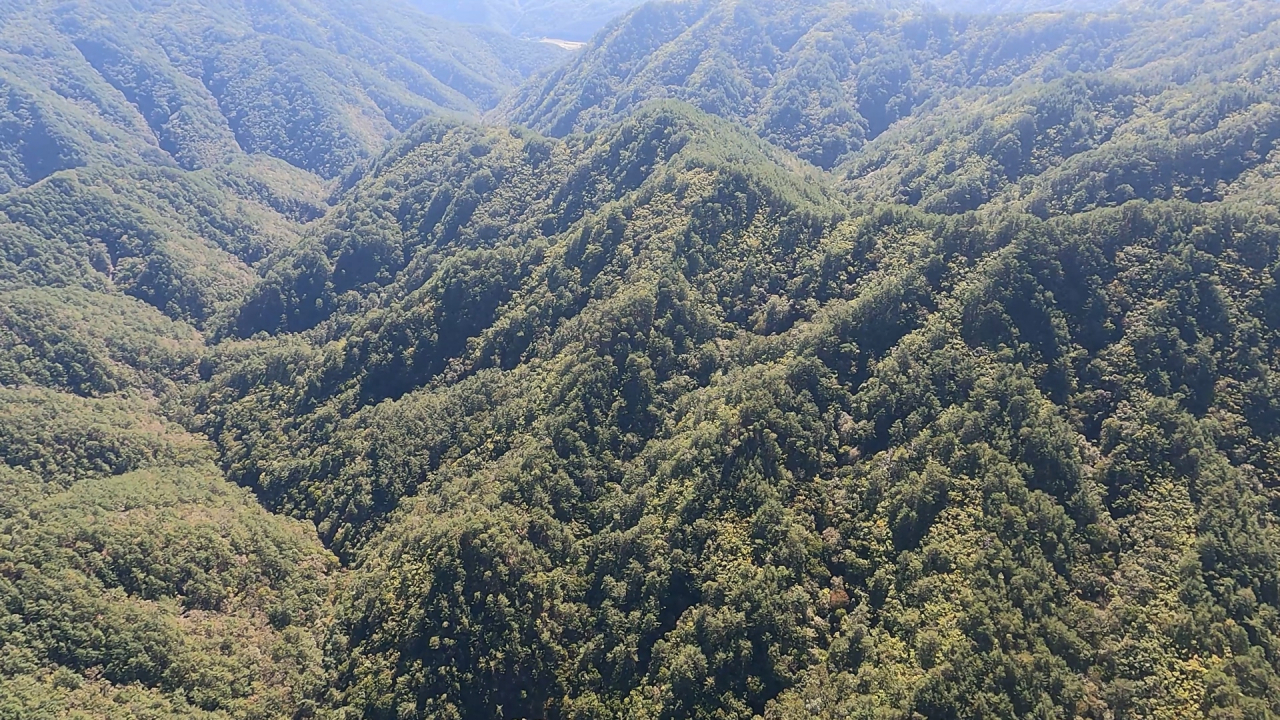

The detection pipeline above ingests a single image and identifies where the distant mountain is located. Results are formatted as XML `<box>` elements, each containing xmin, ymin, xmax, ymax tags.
<box><xmin>0</xmin><ymin>0</ymin><xmax>568</xmax><ymax>332</ymax></box>
<box><xmin>0</xmin><ymin>0</ymin><xmax>564</xmax><ymax>188</ymax></box>
<box><xmin>405</xmin><ymin>0</ymin><xmax>647</xmax><ymax>40</ymax></box>
<box><xmin>500</xmin><ymin>0</ymin><xmax>1128</xmax><ymax>161</ymax></box>
<box><xmin>932</xmin><ymin>0</ymin><xmax>1119</xmax><ymax>11</ymax></box>
<box><xmin>502</xmin><ymin>0</ymin><xmax>1280</xmax><ymax>214</ymax></box>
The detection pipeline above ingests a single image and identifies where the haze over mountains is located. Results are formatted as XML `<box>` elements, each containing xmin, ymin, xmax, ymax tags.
<box><xmin>404</xmin><ymin>0</ymin><xmax>1123</xmax><ymax>40</ymax></box>
<box><xmin>404</xmin><ymin>0</ymin><xmax>649</xmax><ymax>40</ymax></box>
<box><xmin>4</xmin><ymin>1</ymin><xmax>1280</xmax><ymax>719</ymax></box>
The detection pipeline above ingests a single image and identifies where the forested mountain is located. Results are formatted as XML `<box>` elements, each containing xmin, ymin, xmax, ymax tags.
<box><xmin>500</xmin><ymin>0</ymin><xmax>1142</xmax><ymax>148</ymax></box>
<box><xmin>198</xmin><ymin>101</ymin><xmax>1280</xmax><ymax>719</ymax></box>
<box><xmin>0</xmin><ymin>1</ymin><xmax>561</xmax><ymax>716</ymax></box>
<box><xmin>0</xmin><ymin>0</ymin><xmax>563</xmax><ymax>187</ymax></box>
<box><xmin>8</xmin><ymin>0</ymin><xmax>1280</xmax><ymax>719</ymax></box>
<box><xmin>501</xmin><ymin>0</ymin><xmax>1277</xmax><ymax>211</ymax></box>
<box><xmin>0</xmin><ymin>282</ymin><xmax>340</xmax><ymax>718</ymax></box>
<box><xmin>400</xmin><ymin>0</ymin><xmax>1117</xmax><ymax>42</ymax></box>
<box><xmin>0</xmin><ymin>0</ymin><xmax>566</xmax><ymax>327</ymax></box>
<box><xmin>404</xmin><ymin>0</ymin><xmax>648</xmax><ymax>41</ymax></box>
<box><xmin>933</xmin><ymin>0</ymin><xmax>1118</xmax><ymax>11</ymax></box>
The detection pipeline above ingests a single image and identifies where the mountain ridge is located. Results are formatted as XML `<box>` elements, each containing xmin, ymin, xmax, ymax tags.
<box><xmin>7</xmin><ymin>0</ymin><xmax>1280</xmax><ymax>718</ymax></box>
<box><xmin>0</xmin><ymin>0</ymin><xmax>565</xmax><ymax>189</ymax></box>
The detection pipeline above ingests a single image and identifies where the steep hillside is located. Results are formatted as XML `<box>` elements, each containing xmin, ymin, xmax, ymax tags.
<box><xmin>502</xmin><ymin>0</ymin><xmax>1280</xmax><ymax>214</ymax></box>
<box><xmin>0</xmin><ymin>0</ymin><xmax>564</xmax><ymax>187</ymax></box>
<box><xmin>0</xmin><ymin>286</ymin><xmax>339</xmax><ymax>719</ymax></box>
<box><xmin>0</xmin><ymin>0</ymin><xmax>569</xmax><ymax>331</ymax></box>
<box><xmin>195</xmin><ymin>97</ymin><xmax>1280</xmax><ymax>718</ymax></box>
<box><xmin>838</xmin><ymin>0</ymin><xmax>1280</xmax><ymax>214</ymax></box>
<box><xmin>8</xmin><ymin>0</ymin><xmax>1280</xmax><ymax>718</ymax></box>
<box><xmin>0</xmin><ymin>158</ymin><xmax>327</xmax><ymax>326</ymax></box>
<box><xmin>498</xmin><ymin>0</ymin><xmax>1132</xmax><ymax>163</ymax></box>
<box><xmin>203</xmin><ymin>102</ymin><xmax>841</xmax><ymax>543</ymax></box>
<box><xmin>0</xmin><ymin>2</ymin><xmax>567</xmax><ymax>717</ymax></box>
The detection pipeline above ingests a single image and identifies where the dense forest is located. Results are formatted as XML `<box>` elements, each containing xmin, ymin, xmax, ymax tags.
<box><xmin>0</xmin><ymin>0</ymin><xmax>564</xmax><ymax>187</ymax></box>
<box><xmin>6</xmin><ymin>0</ymin><xmax>1280</xmax><ymax>718</ymax></box>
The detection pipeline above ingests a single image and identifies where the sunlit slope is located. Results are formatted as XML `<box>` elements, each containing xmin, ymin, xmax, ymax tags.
<box><xmin>0</xmin><ymin>0</ymin><xmax>564</xmax><ymax>187</ymax></box>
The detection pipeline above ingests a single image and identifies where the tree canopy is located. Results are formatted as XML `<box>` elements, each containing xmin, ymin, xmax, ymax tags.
<box><xmin>6</xmin><ymin>0</ymin><xmax>1280</xmax><ymax>718</ymax></box>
